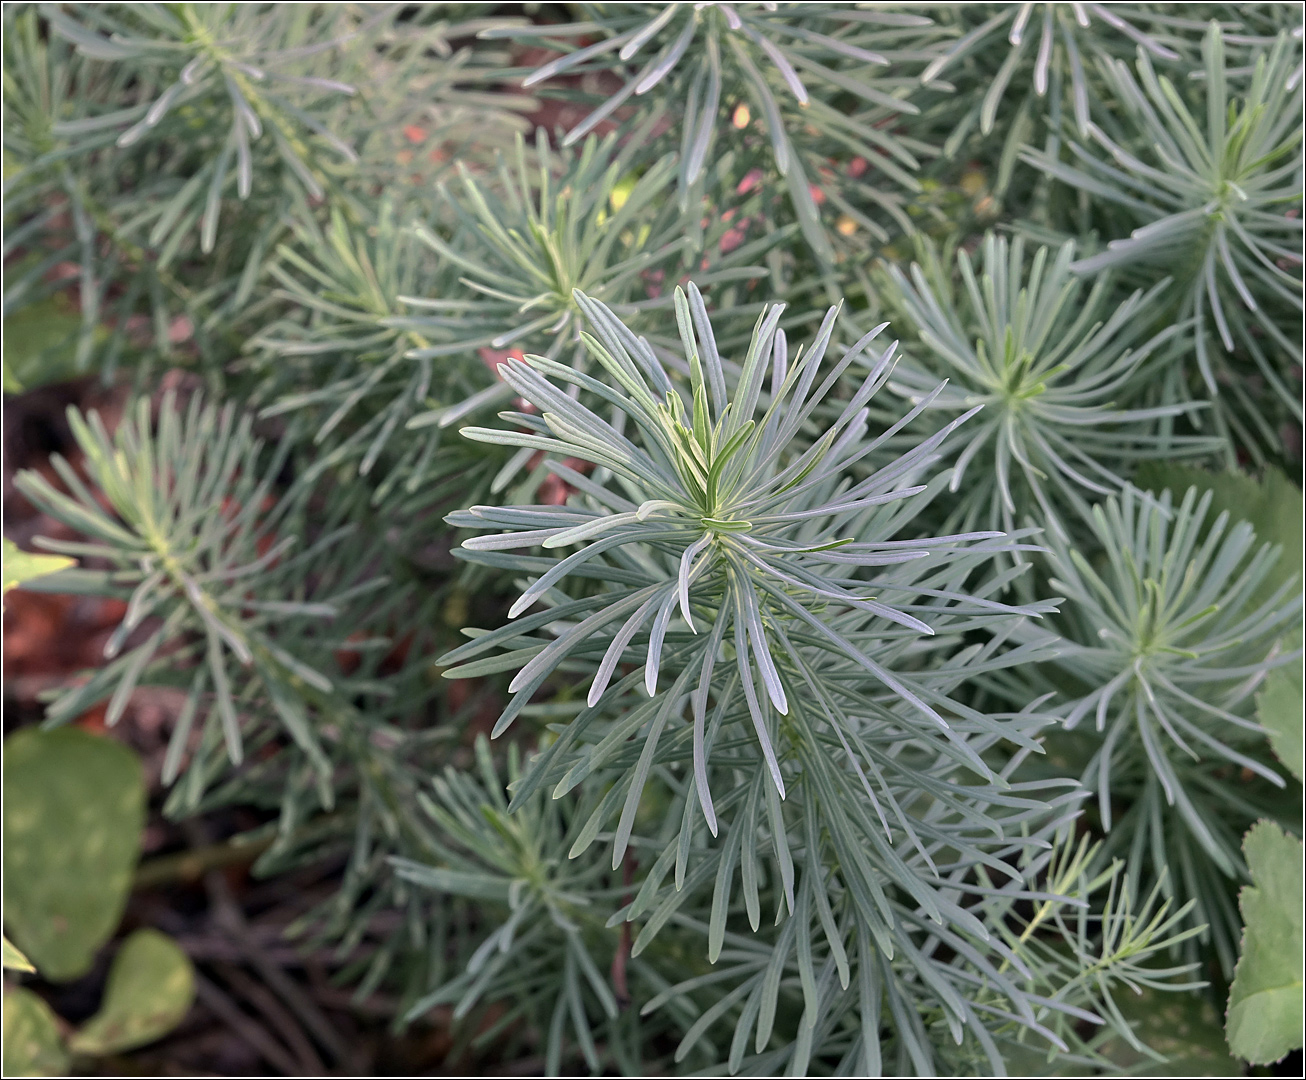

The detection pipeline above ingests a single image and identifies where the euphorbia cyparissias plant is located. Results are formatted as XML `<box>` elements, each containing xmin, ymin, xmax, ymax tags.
<box><xmin>446</xmin><ymin>285</ymin><xmax>1055</xmax><ymax>833</ymax></box>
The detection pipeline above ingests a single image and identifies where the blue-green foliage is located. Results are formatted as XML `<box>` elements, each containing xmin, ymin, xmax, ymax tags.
<box><xmin>3</xmin><ymin>2</ymin><xmax>1301</xmax><ymax>1075</ymax></box>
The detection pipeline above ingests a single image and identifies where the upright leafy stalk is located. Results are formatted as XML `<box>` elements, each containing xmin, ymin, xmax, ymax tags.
<box><xmin>3</xmin><ymin>4</ymin><xmax>1300</xmax><ymax>1075</ymax></box>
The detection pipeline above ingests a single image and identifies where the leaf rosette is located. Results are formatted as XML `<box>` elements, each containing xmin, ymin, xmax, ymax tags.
<box><xmin>446</xmin><ymin>285</ymin><xmax>1054</xmax><ymax>829</ymax></box>
<box><xmin>883</xmin><ymin>233</ymin><xmax>1216</xmax><ymax>535</ymax></box>
<box><xmin>1042</xmin><ymin>483</ymin><xmax>1303</xmax><ymax>967</ymax></box>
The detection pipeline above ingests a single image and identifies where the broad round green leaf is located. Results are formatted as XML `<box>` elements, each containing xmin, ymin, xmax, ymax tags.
<box><xmin>1</xmin><ymin>295</ymin><xmax>86</xmax><ymax>395</ymax></box>
<box><xmin>2</xmin><ymin>989</ymin><xmax>69</xmax><ymax>1078</ymax></box>
<box><xmin>2</xmin><ymin>728</ymin><xmax>145</xmax><ymax>981</ymax></box>
<box><xmin>68</xmin><ymin>929</ymin><xmax>195</xmax><ymax>1056</ymax></box>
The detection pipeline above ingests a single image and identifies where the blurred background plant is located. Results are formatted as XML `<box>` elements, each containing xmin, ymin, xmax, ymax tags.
<box><xmin>2</xmin><ymin>2</ymin><xmax>1301</xmax><ymax>1077</ymax></box>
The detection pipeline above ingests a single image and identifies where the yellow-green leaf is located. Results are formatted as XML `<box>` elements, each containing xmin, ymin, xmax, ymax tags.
<box><xmin>2</xmin><ymin>989</ymin><xmax>69</xmax><ymax>1078</ymax></box>
<box><xmin>3</xmin><ymin>936</ymin><xmax>36</xmax><ymax>973</ymax></box>
<box><xmin>69</xmin><ymin>929</ymin><xmax>195</xmax><ymax>1056</ymax></box>
<box><xmin>2</xmin><ymin>538</ymin><xmax>74</xmax><ymax>596</ymax></box>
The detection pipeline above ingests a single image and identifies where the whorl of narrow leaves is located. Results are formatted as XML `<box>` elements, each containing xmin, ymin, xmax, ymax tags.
<box><xmin>1026</xmin><ymin>23</ymin><xmax>1304</xmax><ymax>420</ymax></box>
<box><xmin>42</xmin><ymin>2</ymin><xmax>368</xmax><ymax>246</ymax></box>
<box><xmin>446</xmin><ymin>285</ymin><xmax>1053</xmax><ymax>824</ymax></box>
<box><xmin>396</xmin><ymin>125</ymin><xmax>782</xmax><ymax>392</ymax></box>
<box><xmin>242</xmin><ymin>200</ymin><xmax>523</xmax><ymax>509</ymax></box>
<box><xmin>1044</xmin><ymin>485</ymin><xmax>1302</xmax><ymax>872</ymax></box>
<box><xmin>393</xmin><ymin>126</ymin><xmax>785</xmax><ymax>496</ymax></box>
<box><xmin>496</xmin><ymin>3</ymin><xmax>928</xmax><ymax>164</ymax></box>
<box><xmin>980</xmin><ymin>830</ymin><xmax>1205</xmax><ymax>1058</ymax></box>
<box><xmin>392</xmin><ymin>739</ymin><xmax>628</xmax><ymax>1075</ymax></box>
<box><xmin>248</xmin><ymin>203</ymin><xmax>449</xmax><ymax>482</ymax></box>
<box><xmin>883</xmin><ymin>233</ymin><xmax>1216</xmax><ymax>533</ymax></box>
<box><xmin>491</xmin><ymin>3</ymin><xmax>933</xmax><ymax>262</ymax></box>
<box><xmin>401</xmin><ymin>127</ymin><xmax>685</xmax><ymax>371</ymax></box>
<box><xmin>12</xmin><ymin>394</ymin><xmax>352</xmax><ymax>793</ymax></box>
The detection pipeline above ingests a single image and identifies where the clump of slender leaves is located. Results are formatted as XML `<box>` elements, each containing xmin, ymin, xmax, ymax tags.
<box><xmin>881</xmin><ymin>232</ymin><xmax>1216</xmax><ymax>536</ymax></box>
<box><xmin>3</xmin><ymin>2</ymin><xmax>1302</xmax><ymax>1076</ymax></box>
<box><xmin>1025</xmin><ymin>21</ymin><xmax>1304</xmax><ymax>463</ymax></box>
<box><xmin>489</xmin><ymin>3</ymin><xmax>936</xmax><ymax>262</ymax></box>
<box><xmin>1037</xmin><ymin>484</ymin><xmax>1302</xmax><ymax>970</ymax></box>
